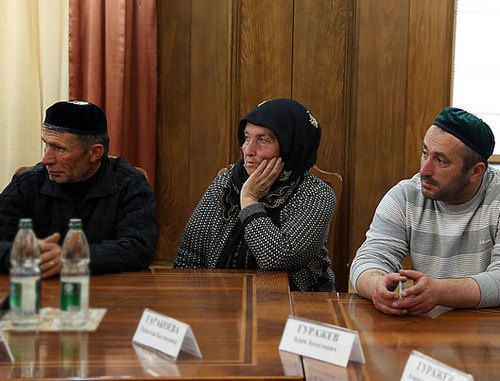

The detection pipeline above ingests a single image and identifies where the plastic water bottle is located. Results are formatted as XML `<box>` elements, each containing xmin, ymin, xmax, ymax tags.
<box><xmin>9</xmin><ymin>218</ymin><xmax>41</xmax><ymax>326</ymax></box>
<box><xmin>60</xmin><ymin>219</ymin><xmax>90</xmax><ymax>327</ymax></box>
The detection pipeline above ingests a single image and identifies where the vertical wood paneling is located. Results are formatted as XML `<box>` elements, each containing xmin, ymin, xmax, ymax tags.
<box><xmin>350</xmin><ymin>0</ymin><xmax>410</xmax><ymax>265</ymax></box>
<box><xmin>405</xmin><ymin>0</ymin><xmax>455</xmax><ymax>177</ymax></box>
<box><xmin>293</xmin><ymin>0</ymin><xmax>350</xmax><ymax>173</ymax></box>
<box><xmin>155</xmin><ymin>0</ymin><xmax>191</xmax><ymax>263</ymax></box>
<box><xmin>155</xmin><ymin>0</ymin><xmax>455</xmax><ymax>289</ymax></box>
<box><xmin>292</xmin><ymin>0</ymin><xmax>353</xmax><ymax>290</ymax></box>
<box><xmin>189</xmin><ymin>0</ymin><xmax>233</xmax><ymax>211</ymax></box>
<box><xmin>237</xmin><ymin>0</ymin><xmax>293</xmax><ymax>121</ymax></box>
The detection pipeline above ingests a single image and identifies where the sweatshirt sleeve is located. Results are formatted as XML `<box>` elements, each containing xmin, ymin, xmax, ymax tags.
<box><xmin>471</xmin><ymin>233</ymin><xmax>500</xmax><ymax>308</ymax></box>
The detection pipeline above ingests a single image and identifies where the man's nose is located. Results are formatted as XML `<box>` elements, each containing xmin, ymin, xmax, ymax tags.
<box><xmin>42</xmin><ymin>148</ymin><xmax>55</xmax><ymax>165</ymax></box>
<box><xmin>420</xmin><ymin>157</ymin><xmax>433</xmax><ymax>176</ymax></box>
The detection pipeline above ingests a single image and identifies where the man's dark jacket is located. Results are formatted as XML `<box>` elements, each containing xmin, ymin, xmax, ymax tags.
<box><xmin>0</xmin><ymin>157</ymin><xmax>158</xmax><ymax>273</ymax></box>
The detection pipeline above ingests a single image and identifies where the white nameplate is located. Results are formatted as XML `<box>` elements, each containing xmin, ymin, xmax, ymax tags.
<box><xmin>279</xmin><ymin>316</ymin><xmax>365</xmax><ymax>367</ymax></box>
<box><xmin>401</xmin><ymin>350</ymin><xmax>473</xmax><ymax>381</ymax></box>
<box><xmin>132</xmin><ymin>308</ymin><xmax>202</xmax><ymax>360</ymax></box>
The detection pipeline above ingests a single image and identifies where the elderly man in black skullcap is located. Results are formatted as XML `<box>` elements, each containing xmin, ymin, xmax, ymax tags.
<box><xmin>351</xmin><ymin>107</ymin><xmax>500</xmax><ymax>315</ymax></box>
<box><xmin>0</xmin><ymin>101</ymin><xmax>158</xmax><ymax>278</ymax></box>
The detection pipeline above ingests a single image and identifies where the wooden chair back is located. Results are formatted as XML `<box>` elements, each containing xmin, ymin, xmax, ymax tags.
<box><xmin>217</xmin><ymin>167</ymin><xmax>228</xmax><ymax>176</ymax></box>
<box><xmin>15</xmin><ymin>166</ymin><xmax>31</xmax><ymax>174</ymax></box>
<box><xmin>134</xmin><ymin>166</ymin><xmax>149</xmax><ymax>181</ymax></box>
<box><xmin>309</xmin><ymin>165</ymin><xmax>343</xmax><ymax>269</ymax></box>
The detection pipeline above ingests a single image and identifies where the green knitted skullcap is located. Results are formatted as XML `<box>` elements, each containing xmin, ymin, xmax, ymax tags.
<box><xmin>434</xmin><ymin>107</ymin><xmax>494</xmax><ymax>160</ymax></box>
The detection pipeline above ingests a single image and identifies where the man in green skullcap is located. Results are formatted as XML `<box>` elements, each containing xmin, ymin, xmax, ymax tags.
<box><xmin>350</xmin><ymin>107</ymin><xmax>500</xmax><ymax>315</ymax></box>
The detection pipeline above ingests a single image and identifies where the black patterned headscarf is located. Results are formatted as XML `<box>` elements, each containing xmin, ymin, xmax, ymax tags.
<box><xmin>237</xmin><ymin>98</ymin><xmax>321</xmax><ymax>180</ymax></box>
<box><xmin>224</xmin><ymin>98</ymin><xmax>322</xmax><ymax>215</ymax></box>
<box><xmin>218</xmin><ymin>99</ymin><xmax>322</xmax><ymax>268</ymax></box>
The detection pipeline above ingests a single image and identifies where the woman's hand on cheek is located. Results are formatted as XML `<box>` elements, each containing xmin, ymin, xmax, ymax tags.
<box><xmin>240</xmin><ymin>157</ymin><xmax>284</xmax><ymax>209</ymax></box>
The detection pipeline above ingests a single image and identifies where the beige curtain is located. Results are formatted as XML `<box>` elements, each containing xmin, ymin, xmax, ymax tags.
<box><xmin>69</xmin><ymin>0</ymin><xmax>158</xmax><ymax>186</ymax></box>
<box><xmin>0</xmin><ymin>0</ymin><xmax>69</xmax><ymax>190</ymax></box>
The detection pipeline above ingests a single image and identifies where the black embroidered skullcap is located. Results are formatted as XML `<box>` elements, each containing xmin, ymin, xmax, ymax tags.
<box><xmin>434</xmin><ymin>107</ymin><xmax>494</xmax><ymax>160</ymax></box>
<box><xmin>43</xmin><ymin>101</ymin><xmax>107</xmax><ymax>135</ymax></box>
<box><xmin>238</xmin><ymin>98</ymin><xmax>321</xmax><ymax>175</ymax></box>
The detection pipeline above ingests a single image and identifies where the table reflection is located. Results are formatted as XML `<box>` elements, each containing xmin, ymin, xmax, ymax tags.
<box><xmin>5</xmin><ymin>332</ymin><xmax>39</xmax><ymax>379</ymax></box>
<box><xmin>59</xmin><ymin>332</ymin><xmax>88</xmax><ymax>378</ymax></box>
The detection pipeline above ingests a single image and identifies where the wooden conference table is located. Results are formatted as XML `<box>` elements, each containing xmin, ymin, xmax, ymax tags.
<box><xmin>0</xmin><ymin>269</ymin><xmax>303</xmax><ymax>380</ymax></box>
<box><xmin>1</xmin><ymin>270</ymin><xmax>500</xmax><ymax>380</ymax></box>
<box><xmin>291</xmin><ymin>292</ymin><xmax>500</xmax><ymax>380</ymax></box>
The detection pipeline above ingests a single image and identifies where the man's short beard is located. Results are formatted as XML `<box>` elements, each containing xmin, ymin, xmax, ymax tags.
<box><xmin>420</xmin><ymin>169</ymin><xmax>471</xmax><ymax>202</ymax></box>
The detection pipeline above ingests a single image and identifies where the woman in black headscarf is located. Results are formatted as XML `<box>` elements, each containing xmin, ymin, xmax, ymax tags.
<box><xmin>174</xmin><ymin>99</ymin><xmax>336</xmax><ymax>291</ymax></box>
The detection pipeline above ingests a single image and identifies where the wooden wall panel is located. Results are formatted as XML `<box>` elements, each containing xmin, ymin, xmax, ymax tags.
<box><xmin>189</xmin><ymin>0</ymin><xmax>233</xmax><ymax>211</ymax></box>
<box><xmin>350</xmin><ymin>0</ymin><xmax>410</xmax><ymax>268</ymax></box>
<box><xmin>292</xmin><ymin>0</ymin><xmax>353</xmax><ymax>290</ymax></box>
<box><xmin>348</xmin><ymin>0</ymin><xmax>454</xmax><ymax>278</ymax></box>
<box><xmin>405</xmin><ymin>0</ymin><xmax>456</xmax><ymax>177</ymax></box>
<box><xmin>155</xmin><ymin>0</ymin><xmax>191</xmax><ymax>263</ymax></box>
<box><xmin>293</xmin><ymin>0</ymin><xmax>351</xmax><ymax>173</ymax></box>
<box><xmin>236</xmin><ymin>0</ymin><xmax>293</xmax><ymax>123</ymax></box>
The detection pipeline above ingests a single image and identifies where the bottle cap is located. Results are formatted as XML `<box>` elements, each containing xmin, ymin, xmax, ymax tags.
<box><xmin>68</xmin><ymin>218</ymin><xmax>82</xmax><ymax>229</ymax></box>
<box><xmin>18</xmin><ymin>218</ymin><xmax>33</xmax><ymax>229</ymax></box>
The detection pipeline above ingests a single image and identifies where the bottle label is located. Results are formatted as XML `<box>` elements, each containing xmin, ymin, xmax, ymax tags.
<box><xmin>10</xmin><ymin>276</ymin><xmax>41</xmax><ymax>313</ymax></box>
<box><xmin>60</xmin><ymin>276</ymin><xmax>89</xmax><ymax>312</ymax></box>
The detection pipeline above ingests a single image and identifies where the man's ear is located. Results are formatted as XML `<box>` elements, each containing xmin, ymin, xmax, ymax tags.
<box><xmin>470</xmin><ymin>161</ymin><xmax>486</xmax><ymax>182</ymax></box>
<box><xmin>88</xmin><ymin>144</ymin><xmax>104</xmax><ymax>163</ymax></box>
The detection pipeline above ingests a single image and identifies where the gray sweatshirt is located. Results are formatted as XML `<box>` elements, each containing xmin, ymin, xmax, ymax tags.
<box><xmin>350</xmin><ymin>167</ymin><xmax>500</xmax><ymax>308</ymax></box>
